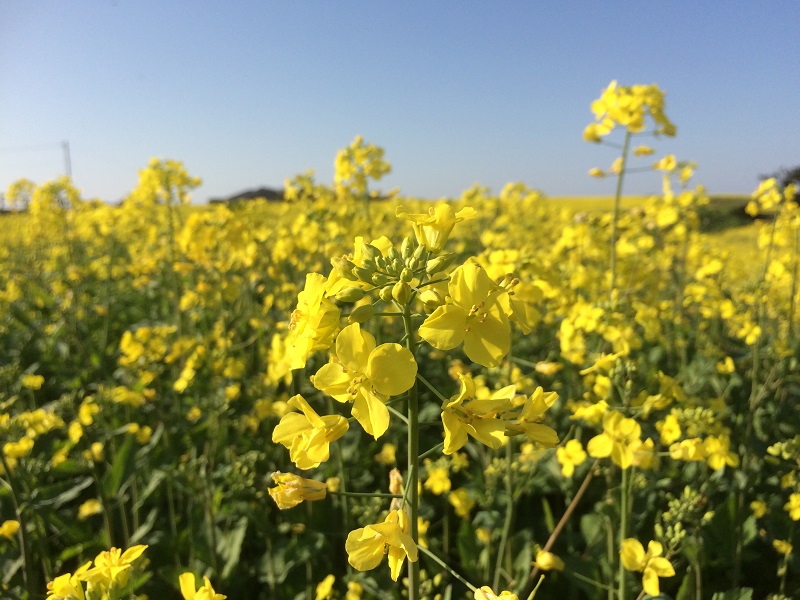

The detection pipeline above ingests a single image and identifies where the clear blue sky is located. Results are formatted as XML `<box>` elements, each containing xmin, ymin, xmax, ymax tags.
<box><xmin>1</xmin><ymin>1</ymin><xmax>798</xmax><ymax>203</ymax></box>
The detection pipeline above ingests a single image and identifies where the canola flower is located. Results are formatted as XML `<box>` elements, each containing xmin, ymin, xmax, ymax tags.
<box><xmin>179</xmin><ymin>573</ymin><xmax>227</xmax><ymax>600</ymax></box>
<box><xmin>419</xmin><ymin>261</ymin><xmax>511</xmax><ymax>368</ymax></box>
<box><xmin>619</xmin><ymin>538</ymin><xmax>675</xmax><ymax>596</ymax></box>
<box><xmin>272</xmin><ymin>394</ymin><xmax>349</xmax><ymax>469</ymax></box>
<box><xmin>313</xmin><ymin>323</ymin><xmax>417</xmax><ymax>439</ymax></box>
<box><xmin>587</xmin><ymin>410</ymin><xmax>643</xmax><ymax>469</ymax></box>
<box><xmin>345</xmin><ymin>509</ymin><xmax>418</xmax><ymax>581</ymax></box>
<box><xmin>268</xmin><ymin>472</ymin><xmax>327</xmax><ymax>509</ymax></box>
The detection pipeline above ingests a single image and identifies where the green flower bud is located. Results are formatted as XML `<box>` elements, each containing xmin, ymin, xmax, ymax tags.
<box><xmin>401</xmin><ymin>236</ymin><xmax>415</xmax><ymax>259</ymax></box>
<box><xmin>379</xmin><ymin>286</ymin><xmax>393</xmax><ymax>303</ymax></box>
<box><xmin>362</xmin><ymin>243</ymin><xmax>381</xmax><ymax>260</ymax></box>
<box><xmin>400</xmin><ymin>268</ymin><xmax>413</xmax><ymax>282</ymax></box>
<box><xmin>353</xmin><ymin>266</ymin><xmax>373</xmax><ymax>283</ymax></box>
<box><xmin>372</xmin><ymin>273</ymin><xmax>392</xmax><ymax>286</ymax></box>
<box><xmin>392</xmin><ymin>281</ymin><xmax>411</xmax><ymax>305</ymax></box>
<box><xmin>331</xmin><ymin>257</ymin><xmax>359</xmax><ymax>281</ymax></box>
<box><xmin>335</xmin><ymin>287</ymin><xmax>366</xmax><ymax>302</ymax></box>
<box><xmin>387</xmin><ymin>246</ymin><xmax>402</xmax><ymax>262</ymax></box>
<box><xmin>426</xmin><ymin>253</ymin><xmax>456</xmax><ymax>275</ymax></box>
<box><xmin>348</xmin><ymin>304</ymin><xmax>375</xmax><ymax>324</ymax></box>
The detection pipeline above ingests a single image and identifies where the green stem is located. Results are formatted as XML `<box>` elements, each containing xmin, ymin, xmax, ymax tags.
<box><xmin>402</xmin><ymin>305</ymin><xmax>421</xmax><ymax>600</ymax></box>
<box><xmin>329</xmin><ymin>491</ymin><xmax>403</xmax><ymax>499</ymax></box>
<box><xmin>418</xmin><ymin>545</ymin><xmax>478</xmax><ymax>593</ymax></box>
<box><xmin>618</xmin><ymin>467</ymin><xmax>630</xmax><ymax>600</ymax></box>
<box><xmin>609</xmin><ymin>130</ymin><xmax>632</xmax><ymax>308</ymax></box>
<box><xmin>0</xmin><ymin>458</ymin><xmax>36</xmax><ymax>598</ymax></box>
<box><xmin>493</xmin><ymin>441</ymin><xmax>515</xmax><ymax>591</ymax></box>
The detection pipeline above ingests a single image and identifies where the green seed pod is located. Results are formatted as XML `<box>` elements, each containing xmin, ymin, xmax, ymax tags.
<box><xmin>392</xmin><ymin>281</ymin><xmax>411</xmax><ymax>305</ymax></box>
<box><xmin>379</xmin><ymin>286</ymin><xmax>393</xmax><ymax>303</ymax></box>
<box><xmin>335</xmin><ymin>287</ymin><xmax>366</xmax><ymax>303</ymax></box>
<box><xmin>348</xmin><ymin>304</ymin><xmax>375</xmax><ymax>324</ymax></box>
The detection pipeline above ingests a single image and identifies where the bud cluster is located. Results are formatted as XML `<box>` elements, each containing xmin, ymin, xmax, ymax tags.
<box><xmin>331</xmin><ymin>236</ymin><xmax>456</xmax><ymax>310</ymax></box>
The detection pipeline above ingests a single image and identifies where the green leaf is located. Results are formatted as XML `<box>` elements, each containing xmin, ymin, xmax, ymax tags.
<box><xmin>218</xmin><ymin>517</ymin><xmax>248</xmax><ymax>579</ymax></box>
<box><xmin>103</xmin><ymin>434</ymin><xmax>135</xmax><ymax>497</ymax></box>
<box><xmin>31</xmin><ymin>476</ymin><xmax>93</xmax><ymax>509</ymax></box>
<box><xmin>129</xmin><ymin>508</ymin><xmax>159</xmax><ymax>545</ymax></box>
<box><xmin>710</xmin><ymin>589</ymin><xmax>753</xmax><ymax>600</ymax></box>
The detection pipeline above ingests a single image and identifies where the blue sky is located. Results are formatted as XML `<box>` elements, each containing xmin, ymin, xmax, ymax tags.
<box><xmin>1</xmin><ymin>1</ymin><xmax>798</xmax><ymax>203</ymax></box>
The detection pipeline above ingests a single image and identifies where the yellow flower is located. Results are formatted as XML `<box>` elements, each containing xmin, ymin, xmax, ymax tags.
<box><xmin>287</xmin><ymin>273</ymin><xmax>341</xmax><ymax>369</ymax></box>
<box><xmin>656</xmin><ymin>413</ymin><xmax>681</xmax><ymax>446</ymax></box>
<box><xmin>374</xmin><ymin>443</ymin><xmax>396</xmax><ymax>465</ymax></box>
<box><xmin>395</xmin><ymin>203</ymin><xmax>477</xmax><ymax>252</ymax></box>
<box><xmin>47</xmin><ymin>562</ymin><xmax>91</xmax><ymax>600</ymax></box>
<box><xmin>179</xmin><ymin>572</ymin><xmax>227</xmax><ymax>600</ymax></box>
<box><xmin>556</xmin><ymin>439</ymin><xmax>588</xmax><ymax>477</ymax></box>
<box><xmin>619</xmin><ymin>538</ymin><xmax>675</xmax><ymax>596</ymax></box>
<box><xmin>534</xmin><ymin>550</ymin><xmax>565</xmax><ymax>571</ymax></box>
<box><xmin>588</xmin><ymin>167</ymin><xmax>606</xmax><ymax>178</ymax></box>
<box><xmin>4</xmin><ymin>436</ymin><xmax>34</xmax><ymax>459</ymax></box>
<box><xmin>653</xmin><ymin>154</ymin><xmax>677</xmax><ymax>172</ymax></box>
<box><xmin>441</xmin><ymin>374</ymin><xmax>513</xmax><ymax>454</ymax></box>
<box><xmin>345</xmin><ymin>509</ymin><xmax>418</xmax><ymax>581</ymax></box>
<box><xmin>669</xmin><ymin>438</ymin><xmax>706</xmax><ymax>462</ymax></box>
<box><xmin>0</xmin><ymin>520</ymin><xmax>20</xmax><ymax>540</ymax></box>
<box><xmin>449</xmin><ymin>488</ymin><xmax>475</xmax><ymax>518</ymax></box>
<box><xmin>313</xmin><ymin>323</ymin><xmax>417</xmax><ymax>439</ymax></box>
<box><xmin>474</xmin><ymin>586</ymin><xmax>518</xmax><ymax>600</ymax></box>
<box><xmin>81</xmin><ymin>545</ymin><xmax>148</xmax><ymax>590</ymax></box>
<box><xmin>773</xmin><ymin>539</ymin><xmax>793</xmax><ymax>556</ymax></box>
<box><xmin>504</xmin><ymin>387</ymin><xmax>559</xmax><ymax>447</ymax></box>
<box><xmin>419</xmin><ymin>261</ymin><xmax>510</xmax><ymax>368</ymax></box>
<box><xmin>77</xmin><ymin>499</ymin><xmax>103</xmax><ymax>521</ymax></box>
<box><xmin>268</xmin><ymin>472</ymin><xmax>327</xmax><ymax>510</ymax></box>
<box><xmin>750</xmin><ymin>500</ymin><xmax>767</xmax><ymax>519</ymax></box>
<box><xmin>704</xmin><ymin>435</ymin><xmax>739</xmax><ymax>470</ymax></box>
<box><xmin>346</xmin><ymin>581</ymin><xmax>363</xmax><ymax>600</ymax></box>
<box><xmin>633</xmin><ymin>145</ymin><xmax>655</xmax><ymax>156</ymax></box>
<box><xmin>423</xmin><ymin>464</ymin><xmax>451</xmax><ymax>495</ymax></box>
<box><xmin>272</xmin><ymin>394</ymin><xmax>349</xmax><ymax>469</ymax></box>
<box><xmin>587</xmin><ymin>411</ymin><xmax>642</xmax><ymax>469</ymax></box>
<box><xmin>715</xmin><ymin>356</ymin><xmax>735</xmax><ymax>374</ymax></box>
<box><xmin>21</xmin><ymin>374</ymin><xmax>45</xmax><ymax>390</ymax></box>
<box><xmin>315</xmin><ymin>574</ymin><xmax>335</xmax><ymax>600</ymax></box>
<box><xmin>785</xmin><ymin>493</ymin><xmax>800</xmax><ymax>521</ymax></box>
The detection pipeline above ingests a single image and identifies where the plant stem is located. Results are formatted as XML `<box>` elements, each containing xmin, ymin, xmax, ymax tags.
<box><xmin>402</xmin><ymin>305</ymin><xmax>420</xmax><ymax>600</ymax></box>
<box><xmin>0</xmin><ymin>457</ymin><xmax>36</xmax><ymax>598</ymax></box>
<box><xmin>609</xmin><ymin>130</ymin><xmax>632</xmax><ymax>308</ymax></box>
<box><xmin>618</xmin><ymin>467</ymin><xmax>630</xmax><ymax>600</ymax></box>
<box><xmin>418</xmin><ymin>545</ymin><xmax>478</xmax><ymax>593</ymax></box>
<box><xmin>493</xmin><ymin>441</ymin><xmax>515</xmax><ymax>591</ymax></box>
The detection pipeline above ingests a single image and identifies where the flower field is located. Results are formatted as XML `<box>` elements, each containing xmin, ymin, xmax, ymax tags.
<box><xmin>1</xmin><ymin>83</ymin><xmax>799</xmax><ymax>600</ymax></box>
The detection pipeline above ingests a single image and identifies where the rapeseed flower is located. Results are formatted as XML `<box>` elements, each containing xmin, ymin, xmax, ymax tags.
<box><xmin>587</xmin><ymin>411</ymin><xmax>642</xmax><ymax>469</ymax></box>
<box><xmin>474</xmin><ymin>586</ymin><xmax>518</xmax><ymax>600</ymax></box>
<box><xmin>268</xmin><ymin>472</ymin><xmax>327</xmax><ymax>509</ymax></box>
<box><xmin>345</xmin><ymin>509</ymin><xmax>418</xmax><ymax>581</ymax></box>
<box><xmin>179</xmin><ymin>572</ymin><xmax>227</xmax><ymax>600</ymax></box>
<box><xmin>419</xmin><ymin>261</ymin><xmax>510</xmax><ymax>367</ymax></box>
<box><xmin>534</xmin><ymin>550</ymin><xmax>565</xmax><ymax>571</ymax></box>
<box><xmin>313</xmin><ymin>323</ymin><xmax>417</xmax><ymax>438</ymax></box>
<box><xmin>396</xmin><ymin>203</ymin><xmax>476</xmax><ymax>253</ymax></box>
<box><xmin>556</xmin><ymin>439</ymin><xmax>588</xmax><ymax>477</ymax></box>
<box><xmin>81</xmin><ymin>544</ymin><xmax>148</xmax><ymax>591</ymax></box>
<box><xmin>272</xmin><ymin>394</ymin><xmax>349</xmax><ymax>469</ymax></box>
<box><xmin>619</xmin><ymin>538</ymin><xmax>675</xmax><ymax>596</ymax></box>
<box><xmin>0</xmin><ymin>520</ymin><xmax>19</xmax><ymax>540</ymax></box>
<box><xmin>441</xmin><ymin>374</ymin><xmax>513</xmax><ymax>454</ymax></box>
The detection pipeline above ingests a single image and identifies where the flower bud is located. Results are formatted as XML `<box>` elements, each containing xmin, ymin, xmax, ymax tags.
<box><xmin>426</xmin><ymin>253</ymin><xmax>456</xmax><ymax>275</ymax></box>
<box><xmin>331</xmin><ymin>257</ymin><xmax>359</xmax><ymax>281</ymax></box>
<box><xmin>379</xmin><ymin>286</ymin><xmax>394</xmax><ymax>303</ymax></box>
<box><xmin>387</xmin><ymin>246</ymin><xmax>402</xmax><ymax>262</ymax></box>
<box><xmin>335</xmin><ymin>287</ymin><xmax>366</xmax><ymax>303</ymax></box>
<box><xmin>392</xmin><ymin>281</ymin><xmax>411</xmax><ymax>305</ymax></box>
<box><xmin>362</xmin><ymin>243</ymin><xmax>381</xmax><ymax>260</ymax></box>
<box><xmin>401</xmin><ymin>236</ymin><xmax>414</xmax><ymax>259</ymax></box>
<box><xmin>372</xmin><ymin>273</ymin><xmax>392</xmax><ymax>286</ymax></box>
<box><xmin>348</xmin><ymin>304</ymin><xmax>375</xmax><ymax>324</ymax></box>
<box><xmin>353</xmin><ymin>266</ymin><xmax>373</xmax><ymax>283</ymax></box>
<box><xmin>400</xmin><ymin>268</ymin><xmax>413</xmax><ymax>282</ymax></box>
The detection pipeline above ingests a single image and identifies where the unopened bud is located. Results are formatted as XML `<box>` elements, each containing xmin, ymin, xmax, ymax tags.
<box><xmin>400</xmin><ymin>268</ymin><xmax>413</xmax><ymax>282</ymax></box>
<box><xmin>331</xmin><ymin>257</ymin><xmax>359</xmax><ymax>281</ymax></box>
<box><xmin>362</xmin><ymin>243</ymin><xmax>381</xmax><ymax>260</ymax></box>
<box><xmin>387</xmin><ymin>246</ymin><xmax>402</xmax><ymax>262</ymax></box>
<box><xmin>372</xmin><ymin>273</ymin><xmax>392</xmax><ymax>286</ymax></box>
<box><xmin>392</xmin><ymin>281</ymin><xmax>411</xmax><ymax>305</ymax></box>
<box><xmin>348</xmin><ymin>304</ymin><xmax>375</xmax><ymax>324</ymax></box>
<box><xmin>426</xmin><ymin>253</ymin><xmax>456</xmax><ymax>275</ymax></box>
<box><xmin>353</xmin><ymin>266</ymin><xmax>373</xmax><ymax>283</ymax></box>
<box><xmin>335</xmin><ymin>287</ymin><xmax>366</xmax><ymax>303</ymax></box>
<box><xmin>379</xmin><ymin>286</ymin><xmax>393</xmax><ymax>303</ymax></box>
<box><xmin>401</xmin><ymin>236</ymin><xmax>414</xmax><ymax>259</ymax></box>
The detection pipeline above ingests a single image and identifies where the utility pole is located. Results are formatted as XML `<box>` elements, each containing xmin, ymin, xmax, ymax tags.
<box><xmin>62</xmin><ymin>140</ymin><xmax>72</xmax><ymax>178</ymax></box>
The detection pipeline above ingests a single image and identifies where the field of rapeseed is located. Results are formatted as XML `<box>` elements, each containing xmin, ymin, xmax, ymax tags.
<box><xmin>1</xmin><ymin>83</ymin><xmax>799</xmax><ymax>600</ymax></box>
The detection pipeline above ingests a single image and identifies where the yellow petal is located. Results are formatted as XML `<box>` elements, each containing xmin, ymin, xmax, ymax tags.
<box><xmin>366</xmin><ymin>344</ymin><xmax>417</xmax><ymax>396</ymax></box>
<box><xmin>418</xmin><ymin>305</ymin><xmax>467</xmax><ymax>350</ymax></box>
<box><xmin>335</xmin><ymin>323</ymin><xmax>375</xmax><ymax>372</ymax></box>
<box><xmin>352</xmin><ymin>390</ymin><xmax>390</xmax><ymax>439</ymax></box>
